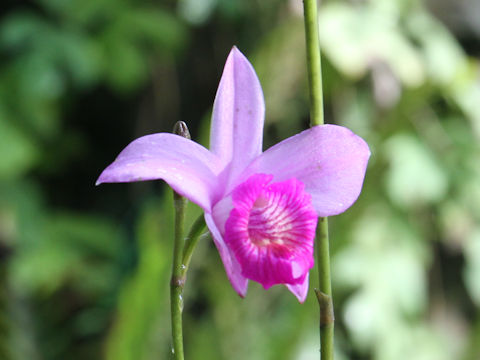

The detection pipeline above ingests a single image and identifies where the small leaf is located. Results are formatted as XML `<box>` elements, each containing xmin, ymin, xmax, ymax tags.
<box><xmin>384</xmin><ymin>134</ymin><xmax>448</xmax><ymax>208</ymax></box>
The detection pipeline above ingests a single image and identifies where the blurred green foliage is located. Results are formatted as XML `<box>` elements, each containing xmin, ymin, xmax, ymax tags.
<box><xmin>0</xmin><ymin>0</ymin><xmax>479</xmax><ymax>359</ymax></box>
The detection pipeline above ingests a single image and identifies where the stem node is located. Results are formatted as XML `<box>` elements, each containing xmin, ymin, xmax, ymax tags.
<box><xmin>171</xmin><ymin>275</ymin><xmax>186</xmax><ymax>289</ymax></box>
<box><xmin>315</xmin><ymin>289</ymin><xmax>335</xmax><ymax>327</ymax></box>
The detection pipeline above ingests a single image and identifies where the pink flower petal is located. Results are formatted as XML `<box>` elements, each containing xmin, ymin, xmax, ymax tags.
<box><xmin>210</xmin><ymin>47</ymin><xmax>265</xmax><ymax>186</ymax></box>
<box><xmin>286</xmin><ymin>273</ymin><xmax>310</xmax><ymax>303</ymax></box>
<box><xmin>223</xmin><ymin>174</ymin><xmax>316</xmax><ymax>290</ymax></box>
<box><xmin>204</xmin><ymin>212</ymin><xmax>249</xmax><ymax>297</ymax></box>
<box><xmin>96</xmin><ymin>133</ymin><xmax>222</xmax><ymax>211</ymax></box>
<box><xmin>241</xmin><ymin>125</ymin><xmax>370</xmax><ymax>217</ymax></box>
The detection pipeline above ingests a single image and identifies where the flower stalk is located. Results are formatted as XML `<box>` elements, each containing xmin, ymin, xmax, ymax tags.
<box><xmin>303</xmin><ymin>0</ymin><xmax>335</xmax><ymax>359</ymax></box>
<box><xmin>170</xmin><ymin>121</ymin><xmax>191</xmax><ymax>360</ymax></box>
<box><xmin>303</xmin><ymin>0</ymin><xmax>324</xmax><ymax>125</ymax></box>
<box><xmin>181</xmin><ymin>215</ymin><xmax>207</xmax><ymax>278</ymax></box>
<box><xmin>171</xmin><ymin>192</ymin><xmax>186</xmax><ymax>360</ymax></box>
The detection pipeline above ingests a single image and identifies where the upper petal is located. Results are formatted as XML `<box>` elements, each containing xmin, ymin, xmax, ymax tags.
<box><xmin>96</xmin><ymin>133</ymin><xmax>221</xmax><ymax>211</ymax></box>
<box><xmin>210</xmin><ymin>47</ymin><xmax>265</xmax><ymax>183</ymax></box>
<box><xmin>241</xmin><ymin>125</ymin><xmax>370</xmax><ymax>216</ymax></box>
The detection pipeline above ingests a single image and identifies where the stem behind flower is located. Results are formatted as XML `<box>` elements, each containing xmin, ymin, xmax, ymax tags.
<box><xmin>303</xmin><ymin>0</ymin><xmax>324</xmax><ymax>128</ymax></box>
<box><xmin>316</xmin><ymin>218</ymin><xmax>334</xmax><ymax>360</ymax></box>
<box><xmin>170</xmin><ymin>121</ymin><xmax>191</xmax><ymax>360</ymax></box>
<box><xmin>302</xmin><ymin>0</ymin><xmax>334</xmax><ymax>359</ymax></box>
<box><xmin>170</xmin><ymin>193</ymin><xmax>186</xmax><ymax>360</ymax></box>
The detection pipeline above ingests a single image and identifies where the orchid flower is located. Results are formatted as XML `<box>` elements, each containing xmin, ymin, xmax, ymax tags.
<box><xmin>96</xmin><ymin>47</ymin><xmax>370</xmax><ymax>302</ymax></box>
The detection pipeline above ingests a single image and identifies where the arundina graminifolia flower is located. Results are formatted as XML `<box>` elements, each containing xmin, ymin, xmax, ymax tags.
<box><xmin>96</xmin><ymin>47</ymin><xmax>370</xmax><ymax>302</ymax></box>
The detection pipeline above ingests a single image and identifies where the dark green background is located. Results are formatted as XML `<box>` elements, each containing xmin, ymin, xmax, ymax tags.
<box><xmin>1</xmin><ymin>0</ymin><xmax>479</xmax><ymax>359</ymax></box>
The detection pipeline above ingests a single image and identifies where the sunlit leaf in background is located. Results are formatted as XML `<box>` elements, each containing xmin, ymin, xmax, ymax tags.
<box><xmin>464</xmin><ymin>231</ymin><xmax>480</xmax><ymax>306</ymax></box>
<box><xmin>178</xmin><ymin>0</ymin><xmax>217</xmax><ymax>25</ymax></box>
<box><xmin>384</xmin><ymin>134</ymin><xmax>448</xmax><ymax>208</ymax></box>
<box><xmin>319</xmin><ymin>3</ymin><xmax>425</xmax><ymax>87</ymax></box>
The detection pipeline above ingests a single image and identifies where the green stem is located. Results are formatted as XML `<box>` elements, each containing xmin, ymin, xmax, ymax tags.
<box><xmin>181</xmin><ymin>215</ymin><xmax>207</xmax><ymax>278</ymax></box>
<box><xmin>170</xmin><ymin>193</ymin><xmax>187</xmax><ymax>360</ymax></box>
<box><xmin>315</xmin><ymin>219</ymin><xmax>334</xmax><ymax>360</ymax></box>
<box><xmin>303</xmin><ymin>1</ymin><xmax>334</xmax><ymax>359</ymax></box>
<box><xmin>303</xmin><ymin>0</ymin><xmax>324</xmax><ymax>127</ymax></box>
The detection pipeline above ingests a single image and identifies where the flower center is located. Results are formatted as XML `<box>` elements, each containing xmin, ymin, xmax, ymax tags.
<box><xmin>248</xmin><ymin>195</ymin><xmax>295</xmax><ymax>247</ymax></box>
<box><xmin>224</xmin><ymin>174</ymin><xmax>317</xmax><ymax>289</ymax></box>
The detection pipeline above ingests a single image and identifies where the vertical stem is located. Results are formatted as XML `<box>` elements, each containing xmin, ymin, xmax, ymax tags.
<box><xmin>303</xmin><ymin>0</ymin><xmax>324</xmax><ymax>127</ymax></box>
<box><xmin>315</xmin><ymin>219</ymin><xmax>334</xmax><ymax>360</ymax></box>
<box><xmin>169</xmin><ymin>121</ymin><xmax>192</xmax><ymax>359</ymax></box>
<box><xmin>170</xmin><ymin>193</ymin><xmax>187</xmax><ymax>360</ymax></box>
<box><xmin>303</xmin><ymin>1</ymin><xmax>334</xmax><ymax>359</ymax></box>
